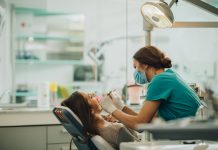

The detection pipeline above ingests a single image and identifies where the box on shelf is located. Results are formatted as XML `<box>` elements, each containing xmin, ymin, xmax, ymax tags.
<box><xmin>46</xmin><ymin>51</ymin><xmax>83</xmax><ymax>60</ymax></box>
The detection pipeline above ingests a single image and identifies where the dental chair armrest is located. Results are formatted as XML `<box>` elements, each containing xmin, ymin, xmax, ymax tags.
<box><xmin>91</xmin><ymin>135</ymin><xmax>115</xmax><ymax>150</ymax></box>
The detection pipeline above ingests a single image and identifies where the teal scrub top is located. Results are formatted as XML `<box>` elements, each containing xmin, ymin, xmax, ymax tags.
<box><xmin>146</xmin><ymin>69</ymin><xmax>200</xmax><ymax>121</ymax></box>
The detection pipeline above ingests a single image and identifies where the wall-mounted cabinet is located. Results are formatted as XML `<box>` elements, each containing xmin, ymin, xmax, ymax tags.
<box><xmin>11</xmin><ymin>7</ymin><xmax>100</xmax><ymax>104</ymax></box>
<box><xmin>15</xmin><ymin>7</ymin><xmax>85</xmax><ymax>62</ymax></box>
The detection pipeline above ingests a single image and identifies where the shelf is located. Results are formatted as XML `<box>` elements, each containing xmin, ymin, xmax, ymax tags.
<box><xmin>16</xmin><ymin>59</ymin><xmax>87</xmax><ymax>65</ymax></box>
<box><xmin>71</xmin><ymin>81</ymin><xmax>103</xmax><ymax>86</ymax></box>
<box><xmin>15</xmin><ymin>7</ymin><xmax>75</xmax><ymax>16</ymax></box>
<box><xmin>15</xmin><ymin>92</ymin><xmax>37</xmax><ymax>97</ymax></box>
<box><xmin>12</xmin><ymin>7</ymin><xmax>87</xmax><ymax>104</ymax></box>
<box><xmin>16</xmin><ymin>34</ymin><xmax>83</xmax><ymax>42</ymax></box>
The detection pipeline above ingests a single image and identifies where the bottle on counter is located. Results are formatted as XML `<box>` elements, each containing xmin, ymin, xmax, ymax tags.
<box><xmin>37</xmin><ymin>82</ymin><xmax>50</xmax><ymax>108</ymax></box>
<box><xmin>49</xmin><ymin>82</ymin><xmax>58</xmax><ymax>107</ymax></box>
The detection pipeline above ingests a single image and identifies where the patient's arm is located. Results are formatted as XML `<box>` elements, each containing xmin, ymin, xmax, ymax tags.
<box><xmin>102</xmin><ymin>114</ymin><xmax>118</xmax><ymax>123</ymax></box>
<box><xmin>99</xmin><ymin>123</ymin><xmax>139</xmax><ymax>149</ymax></box>
<box><xmin>101</xmin><ymin>106</ymin><xmax>138</xmax><ymax>123</ymax></box>
<box><xmin>117</xmin><ymin>127</ymin><xmax>140</xmax><ymax>144</ymax></box>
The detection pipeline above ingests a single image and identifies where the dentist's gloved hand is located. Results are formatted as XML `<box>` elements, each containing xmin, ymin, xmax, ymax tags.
<box><xmin>110</xmin><ymin>91</ymin><xmax>125</xmax><ymax>110</ymax></box>
<box><xmin>100</xmin><ymin>95</ymin><xmax>117</xmax><ymax>114</ymax></box>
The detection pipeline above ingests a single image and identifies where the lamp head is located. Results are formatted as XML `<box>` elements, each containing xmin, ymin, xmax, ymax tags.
<box><xmin>141</xmin><ymin>1</ymin><xmax>174</xmax><ymax>28</ymax></box>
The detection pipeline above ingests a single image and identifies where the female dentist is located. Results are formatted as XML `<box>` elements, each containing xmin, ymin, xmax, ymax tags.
<box><xmin>100</xmin><ymin>46</ymin><xmax>201</xmax><ymax>129</ymax></box>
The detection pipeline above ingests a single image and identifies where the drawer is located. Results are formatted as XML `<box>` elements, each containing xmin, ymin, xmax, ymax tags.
<box><xmin>47</xmin><ymin>125</ymin><xmax>72</xmax><ymax>144</ymax></box>
<box><xmin>48</xmin><ymin>143</ymin><xmax>77</xmax><ymax>150</ymax></box>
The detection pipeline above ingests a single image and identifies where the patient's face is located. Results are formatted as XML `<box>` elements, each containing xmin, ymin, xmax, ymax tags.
<box><xmin>81</xmin><ymin>92</ymin><xmax>102</xmax><ymax>114</ymax></box>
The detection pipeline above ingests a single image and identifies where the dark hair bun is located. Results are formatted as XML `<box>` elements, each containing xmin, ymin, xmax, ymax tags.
<box><xmin>161</xmin><ymin>57</ymin><xmax>172</xmax><ymax>68</ymax></box>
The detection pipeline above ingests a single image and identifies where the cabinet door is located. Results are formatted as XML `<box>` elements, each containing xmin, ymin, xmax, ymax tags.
<box><xmin>47</xmin><ymin>125</ymin><xmax>72</xmax><ymax>144</ymax></box>
<box><xmin>48</xmin><ymin>144</ymin><xmax>77</xmax><ymax>150</ymax></box>
<box><xmin>0</xmin><ymin>126</ymin><xmax>46</xmax><ymax>150</ymax></box>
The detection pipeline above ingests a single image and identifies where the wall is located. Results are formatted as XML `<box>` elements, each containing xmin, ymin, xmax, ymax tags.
<box><xmin>45</xmin><ymin>0</ymin><xmax>127</xmax><ymax>91</ymax></box>
<box><xmin>0</xmin><ymin>0</ymin><xmax>47</xmax><ymax>103</ymax></box>
<box><xmin>125</xmin><ymin>0</ymin><xmax>218</xmax><ymax>91</ymax></box>
<box><xmin>128</xmin><ymin>0</ymin><xmax>218</xmax><ymax>90</ymax></box>
<box><xmin>46</xmin><ymin>0</ymin><xmax>218</xmax><ymax>93</ymax></box>
<box><xmin>0</xmin><ymin>0</ymin><xmax>12</xmax><ymax>103</ymax></box>
<box><xmin>1</xmin><ymin>0</ymin><xmax>218</xmax><ymax>103</ymax></box>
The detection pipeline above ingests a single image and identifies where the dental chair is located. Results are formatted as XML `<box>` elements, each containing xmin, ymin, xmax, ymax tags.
<box><xmin>53</xmin><ymin>106</ymin><xmax>115</xmax><ymax>150</ymax></box>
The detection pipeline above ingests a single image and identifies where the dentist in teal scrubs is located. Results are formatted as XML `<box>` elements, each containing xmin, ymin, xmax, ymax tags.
<box><xmin>100</xmin><ymin>46</ymin><xmax>201</xmax><ymax>129</ymax></box>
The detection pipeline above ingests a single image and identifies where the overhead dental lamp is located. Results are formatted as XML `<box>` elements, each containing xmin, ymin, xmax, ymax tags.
<box><xmin>141</xmin><ymin>0</ymin><xmax>177</xmax><ymax>28</ymax></box>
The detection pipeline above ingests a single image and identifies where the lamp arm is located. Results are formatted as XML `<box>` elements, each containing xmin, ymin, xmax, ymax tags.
<box><xmin>87</xmin><ymin>48</ymin><xmax>102</xmax><ymax>65</ymax></box>
<box><xmin>168</xmin><ymin>0</ymin><xmax>178</xmax><ymax>8</ymax></box>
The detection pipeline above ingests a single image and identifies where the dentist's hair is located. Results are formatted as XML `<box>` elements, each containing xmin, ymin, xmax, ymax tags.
<box><xmin>61</xmin><ymin>91</ymin><xmax>99</xmax><ymax>137</ymax></box>
<box><xmin>133</xmin><ymin>46</ymin><xmax>172</xmax><ymax>69</ymax></box>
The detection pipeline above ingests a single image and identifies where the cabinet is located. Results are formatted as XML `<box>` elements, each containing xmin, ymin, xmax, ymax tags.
<box><xmin>47</xmin><ymin>126</ymin><xmax>77</xmax><ymax>150</ymax></box>
<box><xmin>10</xmin><ymin>7</ymin><xmax>92</xmax><ymax>104</ymax></box>
<box><xmin>0</xmin><ymin>126</ymin><xmax>47</xmax><ymax>150</ymax></box>
<box><xmin>0</xmin><ymin>125</ymin><xmax>77</xmax><ymax>150</ymax></box>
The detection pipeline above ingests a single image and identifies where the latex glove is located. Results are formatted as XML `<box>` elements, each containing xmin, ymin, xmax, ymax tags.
<box><xmin>100</xmin><ymin>95</ymin><xmax>117</xmax><ymax>114</ymax></box>
<box><xmin>110</xmin><ymin>91</ymin><xmax>125</xmax><ymax>110</ymax></box>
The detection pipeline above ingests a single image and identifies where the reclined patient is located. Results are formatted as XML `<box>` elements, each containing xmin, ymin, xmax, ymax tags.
<box><xmin>61</xmin><ymin>91</ymin><xmax>139</xmax><ymax>150</ymax></box>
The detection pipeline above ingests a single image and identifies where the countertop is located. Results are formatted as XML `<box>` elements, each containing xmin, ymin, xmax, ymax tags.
<box><xmin>0</xmin><ymin>107</ymin><xmax>60</xmax><ymax>127</ymax></box>
<box><xmin>0</xmin><ymin>107</ymin><xmax>52</xmax><ymax>113</ymax></box>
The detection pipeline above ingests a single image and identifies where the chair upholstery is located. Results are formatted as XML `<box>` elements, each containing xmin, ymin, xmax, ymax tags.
<box><xmin>53</xmin><ymin>106</ymin><xmax>115</xmax><ymax>150</ymax></box>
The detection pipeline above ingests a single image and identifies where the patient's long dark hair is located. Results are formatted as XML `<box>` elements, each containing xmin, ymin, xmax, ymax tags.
<box><xmin>61</xmin><ymin>91</ymin><xmax>99</xmax><ymax>137</ymax></box>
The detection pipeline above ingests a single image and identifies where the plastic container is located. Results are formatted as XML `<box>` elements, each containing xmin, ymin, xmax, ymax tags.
<box><xmin>127</xmin><ymin>85</ymin><xmax>143</xmax><ymax>105</ymax></box>
<box><xmin>49</xmin><ymin>82</ymin><xmax>58</xmax><ymax>106</ymax></box>
<box><xmin>37</xmin><ymin>82</ymin><xmax>50</xmax><ymax>108</ymax></box>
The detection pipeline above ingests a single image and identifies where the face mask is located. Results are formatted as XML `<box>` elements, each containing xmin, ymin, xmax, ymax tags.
<box><xmin>133</xmin><ymin>70</ymin><xmax>148</xmax><ymax>84</ymax></box>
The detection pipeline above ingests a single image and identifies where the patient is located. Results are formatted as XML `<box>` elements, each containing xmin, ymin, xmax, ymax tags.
<box><xmin>61</xmin><ymin>91</ymin><xmax>139</xmax><ymax>149</ymax></box>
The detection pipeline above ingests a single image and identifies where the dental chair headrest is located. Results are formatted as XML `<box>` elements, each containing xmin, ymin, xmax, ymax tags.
<box><xmin>55</xmin><ymin>106</ymin><xmax>83</xmax><ymax>125</ymax></box>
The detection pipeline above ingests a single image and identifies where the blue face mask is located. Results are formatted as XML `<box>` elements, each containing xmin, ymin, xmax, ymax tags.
<box><xmin>133</xmin><ymin>70</ymin><xmax>148</xmax><ymax>84</ymax></box>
